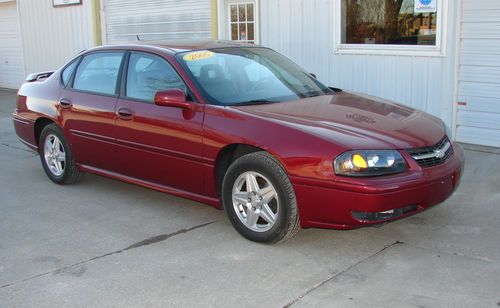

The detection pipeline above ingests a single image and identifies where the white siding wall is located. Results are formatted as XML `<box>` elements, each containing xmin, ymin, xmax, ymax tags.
<box><xmin>0</xmin><ymin>1</ymin><xmax>25</xmax><ymax>89</ymax></box>
<box><xmin>260</xmin><ymin>0</ymin><xmax>459</xmax><ymax>128</ymax></box>
<box><xmin>102</xmin><ymin>0</ymin><xmax>212</xmax><ymax>44</ymax></box>
<box><xmin>17</xmin><ymin>0</ymin><xmax>96</xmax><ymax>75</ymax></box>
<box><xmin>457</xmin><ymin>0</ymin><xmax>500</xmax><ymax>147</ymax></box>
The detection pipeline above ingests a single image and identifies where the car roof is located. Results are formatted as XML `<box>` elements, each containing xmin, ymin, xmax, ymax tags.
<box><xmin>89</xmin><ymin>40</ymin><xmax>260</xmax><ymax>55</ymax></box>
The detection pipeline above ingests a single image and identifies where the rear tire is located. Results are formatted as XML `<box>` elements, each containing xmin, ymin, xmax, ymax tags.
<box><xmin>39</xmin><ymin>123</ymin><xmax>82</xmax><ymax>184</ymax></box>
<box><xmin>222</xmin><ymin>152</ymin><xmax>300</xmax><ymax>243</ymax></box>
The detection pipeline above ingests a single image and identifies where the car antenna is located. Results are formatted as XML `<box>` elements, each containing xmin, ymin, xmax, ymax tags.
<box><xmin>136</xmin><ymin>35</ymin><xmax>141</xmax><ymax>41</ymax></box>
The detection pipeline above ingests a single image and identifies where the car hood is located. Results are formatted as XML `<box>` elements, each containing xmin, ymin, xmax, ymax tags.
<box><xmin>231</xmin><ymin>91</ymin><xmax>445</xmax><ymax>150</ymax></box>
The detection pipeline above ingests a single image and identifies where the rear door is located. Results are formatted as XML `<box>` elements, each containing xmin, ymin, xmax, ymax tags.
<box><xmin>114</xmin><ymin>51</ymin><xmax>205</xmax><ymax>194</ymax></box>
<box><xmin>60</xmin><ymin>51</ymin><xmax>125</xmax><ymax>172</ymax></box>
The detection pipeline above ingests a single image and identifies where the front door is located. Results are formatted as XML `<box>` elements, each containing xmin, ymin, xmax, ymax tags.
<box><xmin>114</xmin><ymin>52</ymin><xmax>205</xmax><ymax>195</ymax></box>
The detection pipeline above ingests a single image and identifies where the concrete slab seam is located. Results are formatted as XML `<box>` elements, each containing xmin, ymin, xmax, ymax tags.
<box><xmin>0</xmin><ymin>220</ymin><xmax>218</xmax><ymax>289</ymax></box>
<box><xmin>283</xmin><ymin>240</ymin><xmax>404</xmax><ymax>308</ymax></box>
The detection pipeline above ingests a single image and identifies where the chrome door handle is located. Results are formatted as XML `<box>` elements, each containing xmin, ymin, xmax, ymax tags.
<box><xmin>117</xmin><ymin>108</ymin><xmax>133</xmax><ymax>120</ymax></box>
<box><xmin>59</xmin><ymin>98</ymin><xmax>72</xmax><ymax>108</ymax></box>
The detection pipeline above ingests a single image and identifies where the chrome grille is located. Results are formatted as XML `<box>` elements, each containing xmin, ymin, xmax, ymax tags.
<box><xmin>407</xmin><ymin>136</ymin><xmax>453</xmax><ymax>168</ymax></box>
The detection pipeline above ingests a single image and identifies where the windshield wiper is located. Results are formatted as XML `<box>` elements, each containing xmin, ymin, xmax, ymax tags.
<box><xmin>230</xmin><ymin>99</ymin><xmax>275</xmax><ymax>106</ymax></box>
<box><xmin>305</xmin><ymin>88</ymin><xmax>339</xmax><ymax>97</ymax></box>
<box><xmin>305</xmin><ymin>91</ymin><xmax>322</xmax><ymax>97</ymax></box>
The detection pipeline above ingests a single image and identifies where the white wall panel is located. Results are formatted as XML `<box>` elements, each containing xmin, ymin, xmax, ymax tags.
<box><xmin>460</xmin><ymin>52</ymin><xmax>500</xmax><ymax>67</ymax></box>
<box><xmin>0</xmin><ymin>1</ymin><xmax>25</xmax><ymax>89</ymax></box>
<box><xmin>457</xmin><ymin>0</ymin><xmax>500</xmax><ymax>147</ymax></box>
<box><xmin>103</xmin><ymin>0</ymin><xmax>212</xmax><ymax>44</ymax></box>
<box><xmin>458</xmin><ymin>96</ymin><xmax>497</xmax><ymax>114</ymax></box>
<box><xmin>456</xmin><ymin>126</ymin><xmax>500</xmax><ymax>148</ymax></box>
<box><xmin>460</xmin><ymin>39</ymin><xmax>500</xmax><ymax>55</ymax></box>
<box><xmin>17</xmin><ymin>0</ymin><xmax>96</xmax><ymax>75</ymax></box>
<box><xmin>462</xmin><ymin>0</ymin><xmax>500</xmax><ymax>11</ymax></box>
<box><xmin>457</xmin><ymin>111</ymin><xmax>500</xmax><ymax>131</ymax></box>
<box><xmin>461</xmin><ymin>22</ymin><xmax>500</xmax><ymax>39</ymax></box>
<box><xmin>260</xmin><ymin>0</ymin><xmax>459</xmax><ymax>130</ymax></box>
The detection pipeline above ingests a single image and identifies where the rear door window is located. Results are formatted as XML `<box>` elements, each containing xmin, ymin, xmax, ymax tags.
<box><xmin>61</xmin><ymin>59</ymin><xmax>79</xmax><ymax>86</ymax></box>
<box><xmin>73</xmin><ymin>52</ymin><xmax>124</xmax><ymax>95</ymax></box>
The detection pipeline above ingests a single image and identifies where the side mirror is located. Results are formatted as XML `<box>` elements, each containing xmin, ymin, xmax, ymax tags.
<box><xmin>154</xmin><ymin>89</ymin><xmax>193</xmax><ymax>110</ymax></box>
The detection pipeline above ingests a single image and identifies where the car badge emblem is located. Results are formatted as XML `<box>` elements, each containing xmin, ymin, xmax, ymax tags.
<box><xmin>434</xmin><ymin>142</ymin><xmax>450</xmax><ymax>159</ymax></box>
<box><xmin>434</xmin><ymin>149</ymin><xmax>443</xmax><ymax>158</ymax></box>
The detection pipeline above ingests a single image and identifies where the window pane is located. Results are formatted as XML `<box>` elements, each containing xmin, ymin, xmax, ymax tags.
<box><xmin>126</xmin><ymin>53</ymin><xmax>186</xmax><ymax>102</ymax></box>
<box><xmin>231</xmin><ymin>23</ymin><xmax>238</xmax><ymax>40</ymax></box>
<box><xmin>248</xmin><ymin>23</ymin><xmax>255</xmax><ymax>41</ymax></box>
<box><xmin>62</xmin><ymin>59</ymin><xmax>78</xmax><ymax>86</ymax></box>
<box><xmin>342</xmin><ymin>0</ymin><xmax>437</xmax><ymax>46</ymax></box>
<box><xmin>230</xmin><ymin>5</ymin><xmax>237</xmax><ymax>22</ymax></box>
<box><xmin>247</xmin><ymin>3</ymin><xmax>254</xmax><ymax>21</ymax></box>
<box><xmin>178</xmin><ymin>47</ymin><xmax>331</xmax><ymax>106</ymax></box>
<box><xmin>73</xmin><ymin>52</ymin><xmax>123</xmax><ymax>95</ymax></box>
<box><xmin>239</xmin><ymin>23</ymin><xmax>248</xmax><ymax>40</ymax></box>
<box><xmin>238</xmin><ymin>4</ymin><xmax>246</xmax><ymax>21</ymax></box>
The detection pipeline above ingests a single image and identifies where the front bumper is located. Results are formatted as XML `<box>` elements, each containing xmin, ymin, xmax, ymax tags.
<box><xmin>293</xmin><ymin>143</ymin><xmax>465</xmax><ymax>229</ymax></box>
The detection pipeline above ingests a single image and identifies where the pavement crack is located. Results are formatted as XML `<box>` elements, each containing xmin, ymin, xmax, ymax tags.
<box><xmin>0</xmin><ymin>220</ymin><xmax>217</xmax><ymax>289</ymax></box>
<box><xmin>88</xmin><ymin>220</ymin><xmax>217</xmax><ymax>262</ymax></box>
<box><xmin>283</xmin><ymin>240</ymin><xmax>404</xmax><ymax>308</ymax></box>
<box><xmin>1</xmin><ymin>142</ymin><xmax>36</xmax><ymax>154</ymax></box>
<box><xmin>402</xmin><ymin>241</ymin><xmax>494</xmax><ymax>263</ymax></box>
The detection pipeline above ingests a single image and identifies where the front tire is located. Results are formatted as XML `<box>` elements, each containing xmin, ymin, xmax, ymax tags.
<box><xmin>39</xmin><ymin>123</ymin><xmax>82</xmax><ymax>184</ymax></box>
<box><xmin>222</xmin><ymin>152</ymin><xmax>300</xmax><ymax>243</ymax></box>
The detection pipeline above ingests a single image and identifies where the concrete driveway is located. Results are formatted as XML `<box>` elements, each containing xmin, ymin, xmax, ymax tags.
<box><xmin>0</xmin><ymin>89</ymin><xmax>499</xmax><ymax>307</ymax></box>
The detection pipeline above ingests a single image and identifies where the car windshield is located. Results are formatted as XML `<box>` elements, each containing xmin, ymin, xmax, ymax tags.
<box><xmin>176</xmin><ymin>47</ymin><xmax>333</xmax><ymax>106</ymax></box>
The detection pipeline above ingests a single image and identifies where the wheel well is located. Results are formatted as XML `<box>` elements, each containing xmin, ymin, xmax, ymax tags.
<box><xmin>214</xmin><ymin>144</ymin><xmax>264</xmax><ymax>196</ymax></box>
<box><xmin>34</xmin><ymin>118</ymin><xmax>55</xmax><ymax>147</ymax></box>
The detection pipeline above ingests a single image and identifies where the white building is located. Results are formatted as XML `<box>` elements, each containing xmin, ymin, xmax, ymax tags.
<box><xmin>0</xmin><ymin>0</ymin><xmax>499</xmax><ymax>148</ymax></box>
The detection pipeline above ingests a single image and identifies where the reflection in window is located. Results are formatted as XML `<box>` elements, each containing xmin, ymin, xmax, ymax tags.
<box><xmin>179</xmin><ymin>48</ymin><xmax>331</xmax><ymax>106</ymax></box>
<box><xmin>61</xmin><ymin>59</ymin><xmax>79</xmax><ymax>86</ymax></box>
<box><xmin>73</xmin><ymin>52</ymin><xmax>124</xmax><ymax>95</ymax></box>
<box><xmin>342</xmin><ymin>0</ymin><xmax>437</xmax><ymax>46</ymax></box>
<box><xmin>126</xmin><ymin>53</ymin><xmax>186</xmax><ymax>102</ymax></box>
<box><xmin>229</xmin><ymin>3</ymin><xmax>255</xmax><ymax>43</ymax></box>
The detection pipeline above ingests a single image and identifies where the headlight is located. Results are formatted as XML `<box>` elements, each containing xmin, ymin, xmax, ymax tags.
<box><xmin>334</xmin><ymin>150</ymin><xmax>408</xmax><ymax>177</ymax></box>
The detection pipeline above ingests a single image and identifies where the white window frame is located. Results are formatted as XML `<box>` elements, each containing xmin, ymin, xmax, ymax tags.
<box><xmin>334</xmin><ymin>0</ymin><xmax>448</xmax><ymax>57</ymax></box>
<box><xmin>228</xmin><ymin>2</ymin><xmax>256</xmax><ymax>43</ymax></box>
<box><xmin>217</xmin><ymin>0</ymin><xmax>260</xmax><ymax>44</ymax></box>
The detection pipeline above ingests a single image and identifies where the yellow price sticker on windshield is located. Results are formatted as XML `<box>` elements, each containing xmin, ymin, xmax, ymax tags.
<box><xmin>183</xmin><ymin>50</ymin><xmax>215</xmax><ymax>61</ymax></box>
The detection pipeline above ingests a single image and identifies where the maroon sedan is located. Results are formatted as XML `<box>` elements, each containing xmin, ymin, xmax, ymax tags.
<box><xmin>13</xmin><ymin>41</ymin><xmax>464</xmax><ymax>243</ymax></box>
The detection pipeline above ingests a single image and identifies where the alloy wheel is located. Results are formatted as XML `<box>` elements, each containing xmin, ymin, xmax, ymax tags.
<box><xmin>43</xmin><ymin>134</ymin><xmax>66</xmax><ymax>176</ymax></box>
<box><xmin>232</xmin><ymin>171</ymin><xmax>279</xmax><ymax>232</ymax></box>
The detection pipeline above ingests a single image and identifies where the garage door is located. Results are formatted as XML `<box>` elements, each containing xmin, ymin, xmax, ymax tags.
<box><xmin>457</xmin><ymin>0</ymin><xmax>500</xmax><ymax>147</ymax></box>
<box><xmin>0</xmin><ymin>0</ymin><xmax>25</xmax><ymax>89</ymax></box>
<box><xmin>102</xmin><ymin>0</ymin><xmax>212</xmax><ymax>44</ymax></box>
